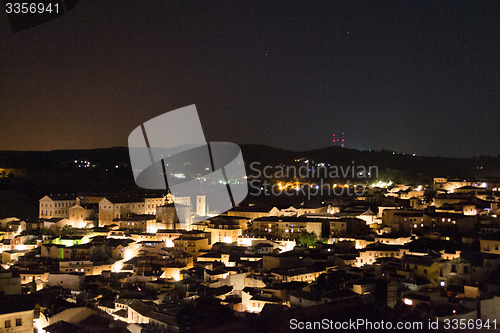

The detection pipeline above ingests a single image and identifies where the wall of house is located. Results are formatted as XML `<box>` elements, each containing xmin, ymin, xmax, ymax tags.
<box><xmin>0</xmin><ymin>310</ymin><xmax>33</xmax><ymax>333</ymax></box>
<box><xmin>481</xmin><ymin>296</ymin><xmax>500</xmax><ymax>321</ymax></box>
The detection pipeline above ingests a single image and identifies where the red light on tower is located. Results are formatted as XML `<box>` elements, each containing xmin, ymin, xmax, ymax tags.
<box><xmin>333</xmin><ymin>132</ymin><xmax>345</xmax><ymax>147</ymax></box>
<box><xmin>333</xmin><ymin>133</ymin><xmax>340</xmax><ymax>145</ymax></box>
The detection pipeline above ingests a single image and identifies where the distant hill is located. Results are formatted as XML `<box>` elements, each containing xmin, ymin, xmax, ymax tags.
<box><xmin>1</xmin><ymin>144</ymin><xmax>499</xmax><ymax>189</ymax></box>
<box><xmin>241</xmin><ymin>144</ymin><xmax>500</xmax><ymax>183</ymax></box>
<box><xmin>0</xmin><ymin>145</ymin><xmax>498</xmax><ymax>219</ymax></box>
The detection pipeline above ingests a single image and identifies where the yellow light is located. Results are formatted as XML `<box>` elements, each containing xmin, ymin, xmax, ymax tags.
<box><xmin>112</xmin><ymin>261</ymin><xmax>123</xmax><ymax>273</ymax></box>
<box><xmin>124</xmin><ymin>248</ymin><xmax>133</xmax><ymax>261</ymax></box>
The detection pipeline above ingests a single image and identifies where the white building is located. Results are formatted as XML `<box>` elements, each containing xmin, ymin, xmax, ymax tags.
<box><xmin>68</xmin><ymin>203</ymin><xmax>97</xmax><ymax>227</ymax></box>
<box><xmin>0</xmin><ymin>296</ymin><xmax>34</xmax><ymax>333</ymax></box>
<box><xmin>99</xmin><ymin>193</ymin><xmax>206</xmax><ymax>227</ymax></box>
<box><xmin>99</xmin><ymin>197</ymin><xmax>146</xmax><ymax>226</ymax></box>
<box><xmin>39</xmin><ymin>194</ymin><xmax>77</xmax><ymax>219</ymax></box>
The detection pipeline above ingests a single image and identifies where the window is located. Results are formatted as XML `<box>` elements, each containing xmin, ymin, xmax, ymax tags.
<box><xmin>5</xmin><ymin>320</ymin><xmax>11</xmax><ymax>328</ymax></box>
<box><xmin>16</xmin><ymin>318</ymin><xmax>22</xmax><ymax>327</ymax></box>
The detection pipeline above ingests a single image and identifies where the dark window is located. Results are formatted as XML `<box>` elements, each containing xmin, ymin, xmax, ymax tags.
<box><xmin>16</xmin><ymin>318</ymin><xmax>22</xmax><ymax>327</ymax></box>
<box><xmin>451</xmin><ymin>264</ymin><xmax>457</xmax><ymax>273</ymax></box>
<box><xmin>5</xmin><ymin>320</ymin><xmax>11</xmax><ymax>328</ymax></box>
<box><xmin>464</xmin><ymin>266</ymin><xmax>469</xmax><ymax>274</ymax></box>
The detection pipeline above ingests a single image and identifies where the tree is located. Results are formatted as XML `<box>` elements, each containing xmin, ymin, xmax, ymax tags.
<box><xmin>29</xmin><ymin>279</ymin><xmax>36</xmax><ymax>293</ymax></box>
<box><xmin>41</xmin><ymin>228</ymin><xmax>54</xmax><ymax>236</ymax></box>
<box><xmin>60</xmin><ymin>225</ymin><xmax>74</xmax><ymax>237</ymax></box>
<box><xmin>298</xmin><ymin>231</ymin><xmax>317</xmax><ymax>247</ymax></box>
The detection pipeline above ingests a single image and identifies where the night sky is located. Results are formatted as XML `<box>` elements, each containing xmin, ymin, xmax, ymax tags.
<box><xmin>0</xmin><ymin>1</ymin><xmax>499</xmax><ymax>157</ymax></box>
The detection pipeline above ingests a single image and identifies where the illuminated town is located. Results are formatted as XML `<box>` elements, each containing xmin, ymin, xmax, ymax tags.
<box><xmin>1</xmin><ymin>165</ymin><xmax>500</xmax><ymax>331</ymax></box>
<box><xmin>1</xmin><ymin>0</ymin><xmax>499</xmax><ymax>332</ymax></box>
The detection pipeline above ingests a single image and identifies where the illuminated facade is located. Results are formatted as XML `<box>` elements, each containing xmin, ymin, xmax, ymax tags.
<box><xmin>39</xmin><ymin>195</ymin><xmax>77</xmax><ymax>219</ymax></box>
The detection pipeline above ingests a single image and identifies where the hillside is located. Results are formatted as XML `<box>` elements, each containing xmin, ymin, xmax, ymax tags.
<box><xmin>0</xmin><ymin>145</ymin><xmax>499</xmax><ymax>219</ymax></box>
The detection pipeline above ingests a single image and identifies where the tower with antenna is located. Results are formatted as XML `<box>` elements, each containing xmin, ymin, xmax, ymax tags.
<box><xmin>332</xmin><ymin>132</ymin><xmax>345</xmax><ymax>147</ymax></box>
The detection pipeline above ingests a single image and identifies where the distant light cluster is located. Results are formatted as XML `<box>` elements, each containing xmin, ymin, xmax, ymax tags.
<box><xmin>74</xmin><ymin>160</ymin><xmax>93</xmax><ymax>168</ymax></box>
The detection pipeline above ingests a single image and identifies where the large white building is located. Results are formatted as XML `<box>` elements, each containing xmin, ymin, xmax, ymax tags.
<box><xmin>39</xmin><ymin>192</ymin><xmax>207</xmax><ymax>228</ymax></box>
<box><xmin>98</xmin><ymin>193</ymin><xmax>207</xmax><ymax>227</ymax></box>
<box><xmin>39</xmin><ymin>194</ymin><xmax>77</xmax><ymax>219</ymax></box>
<box><xmin>99</xmin><ymin>196</ymin><xmax>147</xmax><ymax>226</ymax></box>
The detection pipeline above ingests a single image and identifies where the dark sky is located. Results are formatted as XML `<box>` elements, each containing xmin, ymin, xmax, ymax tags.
<box><xmin>0</xmin><ymin>1</ymin><xmax>499</xmax><ymax>157</ymax></box>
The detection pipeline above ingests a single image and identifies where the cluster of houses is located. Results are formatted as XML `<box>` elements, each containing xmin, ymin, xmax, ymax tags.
<box><xmin>0</xmin><ymin>177</ymin><xmax>500</xmax><ymax>331</ymax></box>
